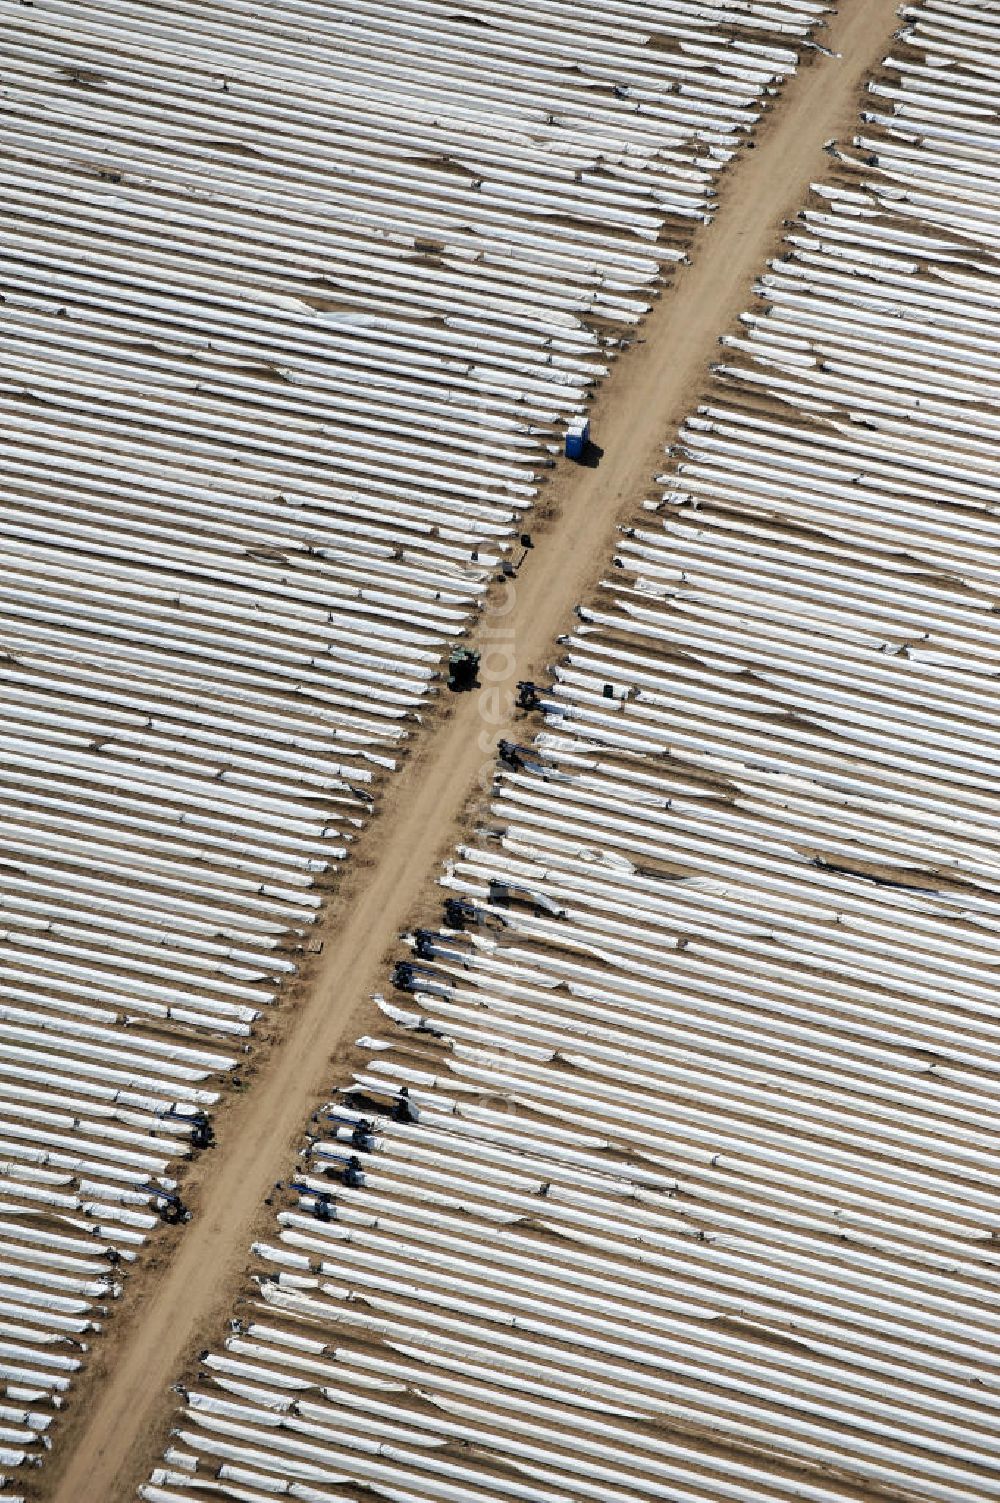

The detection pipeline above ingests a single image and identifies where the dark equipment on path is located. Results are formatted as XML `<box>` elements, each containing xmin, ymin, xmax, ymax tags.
<box><xmin>344</xmin><ymin>1156</ymin><xmax>364</xmax><ymax>1188</ymax></box>
<box><xmin>447</xmin><ymin>647</ymin><xmax>480</xmax><ymax>691</ymax></box>
<box><xmin>516</xmin><ymin>681</ymin><xmax>540</xmax><ymax>710</ymax></box>
<box><xmin>351</xmin><ymin>1119</ymin><xmax>376</xmax><ymax>1152</ymax></box>
<box><xmin>146</xmin><ymin>1186</ymin><xmax>190</xmax><ymax>1225</ymax></box>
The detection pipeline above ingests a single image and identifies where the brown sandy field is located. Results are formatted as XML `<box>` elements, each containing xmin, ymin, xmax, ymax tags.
<box><xmin>37</xmin><ymin>3</ymin><xmax>904</xmax><ymax>1498</ymax></box>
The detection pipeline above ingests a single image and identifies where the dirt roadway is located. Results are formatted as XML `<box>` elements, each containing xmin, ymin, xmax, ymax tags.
<box><xmin>43</xmin><ymin>4</ymin><xmax>903</xmax><ymax>1499</ymax></box>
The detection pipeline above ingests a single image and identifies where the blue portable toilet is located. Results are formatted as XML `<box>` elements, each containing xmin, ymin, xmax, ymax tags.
<box><xmin>565</xmin><ymin>415</ymin><xmax>590</xmax><ymax>461</ymax></box>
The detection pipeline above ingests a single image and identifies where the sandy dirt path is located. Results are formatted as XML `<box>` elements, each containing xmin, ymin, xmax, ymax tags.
<box><xmin>44</xmin><ymin>4</ymin><xmax>903</xmax><ymax>1498</ymax></box>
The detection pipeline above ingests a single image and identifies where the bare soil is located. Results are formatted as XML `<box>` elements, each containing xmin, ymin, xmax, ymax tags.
<box><xmin>42</xmin><ymin>4</ymin><xmax>904</xmax><ymax>1499</ymax></box>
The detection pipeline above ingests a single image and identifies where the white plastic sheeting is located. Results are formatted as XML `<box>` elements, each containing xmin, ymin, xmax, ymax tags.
<box><xmin>0</xmin><ymin>0</ymin><xmax>827</xmax><ymax>1484</ymax></box>
<box><xmin>144</xmin><ymin>6</ymin><xmax>1000</xmax><ymax>1502</ymax></box>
